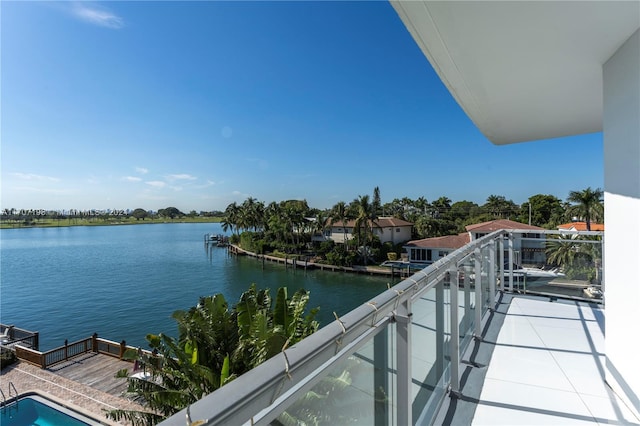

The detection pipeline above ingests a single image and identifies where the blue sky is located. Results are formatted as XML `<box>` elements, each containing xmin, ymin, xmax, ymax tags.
<box><xmin>1</xmin><ymin>1</ymin><xmax>603</xmax><ymax>213</ymax></box>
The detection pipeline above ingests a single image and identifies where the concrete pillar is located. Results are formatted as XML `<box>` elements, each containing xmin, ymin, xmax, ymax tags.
<box><xmin>603</xmin><ymin>28</ymin><xmax>640</xmax><ymax>416</ymax></box>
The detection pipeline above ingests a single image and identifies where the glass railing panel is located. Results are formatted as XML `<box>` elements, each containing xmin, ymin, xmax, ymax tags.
<box><xmin>271</xmin><ymin>325</ymin><xmax>397</xmax><ymax>426</ymax></box>
<box><xmin>410</xmin><ymin>279</ymin><xmax>451</xmax><ymax>424</ymax></box>
<box><xmin>456</xmin><ymin>256</ymin><xmax>475</xmax><ymax>353</ymax></box>
<box><xmin>459</xmin><ymin>255</ymin><xmax>475</xmax><ymax>341</ymax></box>
<box><xmin>513</xmin><ymin>232</ymin><xmax>604</xmax><ymax>303</ymax></box>
<box><xmin>481</xmin><ymin>244</ymin><xmax>492</xmax><ymax>310</ymax></box>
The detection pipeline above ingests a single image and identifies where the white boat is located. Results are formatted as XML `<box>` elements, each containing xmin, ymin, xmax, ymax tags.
<box><xmin>515</xmin><ymin>267</ymin><xmax>565</xmax><ymax>280</ymax></box>
<box><xmin>583</xmin><ymin>286</ymin><xmax>603</xmax><ymax>298</ymax></box>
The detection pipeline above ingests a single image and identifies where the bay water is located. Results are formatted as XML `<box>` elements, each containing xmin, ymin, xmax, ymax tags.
<box><xmin>0</xmin><ymin>223</ymin><xmax>390</xmax><ymax>350</ymax></box>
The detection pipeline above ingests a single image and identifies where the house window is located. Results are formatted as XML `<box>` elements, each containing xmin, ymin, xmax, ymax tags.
<box><xmin>411</xmin><ymin>248</ymin><xmax>431</xmax><ymax>261</ymax></box>
<box><xmin>439</xmin><ymin>251</ymin><xmax>448</xmax><ymax>257</ymax></box>
<box><xmin>396</xmin><ymin>228</ymin><xmax>400</xmax><ymax>232</ymax></box>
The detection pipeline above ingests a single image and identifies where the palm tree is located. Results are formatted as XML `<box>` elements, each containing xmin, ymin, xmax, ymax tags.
<box><xmin>483</xmin><ymin>195</ymin><xmax>518</xmax><ymax>219</ymax></box>
<box><xmin>313</xmin><ymin>210</ymin><xmax>330</xmax><ymax>240</ymax></box>
<box><xmin>545</xmin><ymin>235</ymin><xmax>577</xmax><ymax>268</ymax></box>
<box><xmin>240</xmin><ymin>197</ymin><xmax>265</xmax><ymax>232</ymax></box>
<box><xmin>222</xmin><ymin>202</ymin><xmax>240</xmax><ymax>235</ymax></box>
<box><xmin>567</xmin><ymin>187</ymin><xmax>604</xmax><ymax>231</ymax></box>
<box><xmin>330</xmin><ymin>201</ymin><xmax>349</xmax><ymax>244</ymax></box>
<box><xmin>353</xmin><ymin>195</ymin><xmax>377</xmax><ymax>265</ymax></box>
<box><xmin>414</xmin><ymin>196</ymin><xmax>429</xmax><ymax>216</ymax></box>
<box><xmin>372</xmin><ymin>186</ymin><xmax>382</xmax><ymax>217</ymax></box>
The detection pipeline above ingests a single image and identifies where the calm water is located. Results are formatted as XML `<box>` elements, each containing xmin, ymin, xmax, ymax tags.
<box><xmin>0</xmin><ymin>223</ymin><xmax>390</xmax><ymax>350</ymax></box>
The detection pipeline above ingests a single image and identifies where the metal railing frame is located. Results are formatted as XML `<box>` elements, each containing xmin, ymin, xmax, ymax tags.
<box><xmin>161</xmin><ymin>229</ymin><xmax>603</xmax><ymax>426</ymax></box>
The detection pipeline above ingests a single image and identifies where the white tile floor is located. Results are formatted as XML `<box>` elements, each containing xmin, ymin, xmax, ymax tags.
<box><xmin>472</xmin><ymin>297</ymin><xmax>640</xmax><ymax>425</ymax></box>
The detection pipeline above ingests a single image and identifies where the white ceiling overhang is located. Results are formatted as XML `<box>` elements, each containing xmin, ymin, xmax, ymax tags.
<box><xmin>390</xmin><ymin>1</ymin><xmax>640</xmax><ymax>145</ymax></box>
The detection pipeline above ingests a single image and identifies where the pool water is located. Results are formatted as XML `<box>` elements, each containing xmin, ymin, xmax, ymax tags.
<box><xmin>0</xmin><ymin>395</ymin><xmax>100</xmax><ymax>426</ymax></box>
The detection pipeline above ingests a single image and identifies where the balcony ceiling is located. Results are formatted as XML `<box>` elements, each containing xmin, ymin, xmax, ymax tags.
<box><xmin>391</xmin><ymin>1</ymin><xmax>640</xmax><ymax>145</ymax></box>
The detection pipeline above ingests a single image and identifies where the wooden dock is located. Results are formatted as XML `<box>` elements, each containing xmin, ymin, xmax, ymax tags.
<box><xmin>46</xmin><ymin>352</ymin><xmax>134</xmax><ymax>397</ymax></box>
<box><xmin>227</xmin><ymin>244</ymin><xmax>414</xmax><ymax>278</ymax></box>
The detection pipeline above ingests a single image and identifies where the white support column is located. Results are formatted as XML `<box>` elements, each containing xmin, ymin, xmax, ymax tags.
<box><xmin>603</xmin><ymin>28</ymin><xmax>640</xmax><ymax>416</ymax></box>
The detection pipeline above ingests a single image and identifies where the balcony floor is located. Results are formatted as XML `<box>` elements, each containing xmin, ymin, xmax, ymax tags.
<box><xmin>436</xmin><ymin>294</ymin><xmax>640</xmax><ymax>425</ymax></box>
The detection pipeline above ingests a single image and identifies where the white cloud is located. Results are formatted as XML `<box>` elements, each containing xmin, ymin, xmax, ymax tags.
<box><xmin>169</xmin><ymin>186</ymin><xmax>183</xmax><ymax>192</ymax></box>
<box><xmin>10</xmin><ymin>172</ymin><xmax>60</xmax><ymax>182</ymax></box>
<box><xmin>145</xmin><ymin>181</ymin><xmax>166</xmax><ymax>188</ymax></box>
<box><xmin>166</xmin><ymin>174</ymin><xmax>197</xmax><ymax>181</ymax></box>
<box><xmin>72</xmin><ymin>3</ymin><xmax>124</xmax><ymax>29</ymax></box>
<box><xmin>135</xmin><ymin>167</ymin><xmax>149</xmax><ymax>175</ymax></box>
<box><xmin>196</xmin><ymin>180</ymin><xmax>216</xmax><ymax>189</ymax></box>
<box><xmin>123</xmin><ymin>176</ymin><xmax>142</xmax><ymax>182</ymax></box>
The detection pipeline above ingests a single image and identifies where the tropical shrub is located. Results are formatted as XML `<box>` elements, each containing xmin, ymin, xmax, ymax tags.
<box><xmin>107</xmin><ymin>285</ymin><xmax>319</xmax><ymax>426</ymax></box>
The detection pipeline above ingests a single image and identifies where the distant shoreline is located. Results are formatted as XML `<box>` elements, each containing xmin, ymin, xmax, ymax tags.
<box><xmin>0</xmin><ymin>217</ymin><xmax>223</xmax><ymax>230</ymax></box>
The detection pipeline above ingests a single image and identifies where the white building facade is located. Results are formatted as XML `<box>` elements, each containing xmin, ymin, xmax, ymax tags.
<box><xmin>391</xmin><ymin>1</ymin><xmax>640</xmax><ymax>414</ymax></box>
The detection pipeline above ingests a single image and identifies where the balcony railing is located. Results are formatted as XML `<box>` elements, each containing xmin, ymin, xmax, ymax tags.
<box><xmin>160</xmin><ymin>229</ymin><xmax>603</xmax><ymax>426</ymax></box>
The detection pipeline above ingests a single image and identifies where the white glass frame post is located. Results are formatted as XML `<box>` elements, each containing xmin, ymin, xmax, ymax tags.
<box><xmin>508</xmin><ymin>232</ymin><xmax>514</xmax><ymax>292</ymax></box>
<box><xmin>489</xmin><ymin>241</ymin><xmax>496</xmax><ymax>309</ymax></box>
<box><xmin>448</xmin><ymin>266</ymin><xmax>460</xmax><ymax>395</ymax></box>
<box><xmin>463</xmin><ymin>263</ymin><xmax>472</xmax><ymax>333</ymax></box>
<box><xmin>499</xmin><ymin>236</ymin><xmax>505</xmax><ymax>292</ymax></box>
<box><xmin>396</xmin><ymin>298</ymin><xmax>412</xmax><ymax>426</ymax></box>
<box><xmin>474</xmin><ymin>248</ymin><xmax>483</xmax><ymax>339</ymax></box>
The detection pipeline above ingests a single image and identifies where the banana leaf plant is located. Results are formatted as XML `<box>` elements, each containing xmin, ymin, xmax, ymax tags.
<box><xmin>106</xmin><ymin>284</ymin><xmax>319</xmax><ymax>426</ymax></box>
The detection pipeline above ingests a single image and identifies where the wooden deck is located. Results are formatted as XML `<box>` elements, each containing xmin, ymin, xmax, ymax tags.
<box><xmin>46</xmin><ymin>352</ymin><xmax>135</xmax><ymax>397</ymax></box>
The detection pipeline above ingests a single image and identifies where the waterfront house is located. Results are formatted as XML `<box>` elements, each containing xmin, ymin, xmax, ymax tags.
<box><xmin>318</xmin><ymin>217</ymin><xmax>413</xmax><ymax>245</ymax></box>
<box><xmin>404</xmin><ymin>219</ymin><xmax>546</xmax><ymax>266</ymax></box>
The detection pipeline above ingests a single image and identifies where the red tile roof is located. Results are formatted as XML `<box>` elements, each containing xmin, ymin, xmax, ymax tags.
<box><xmin>330</xmin><ymin>217</ymin><xmax>413</xmax><ymax>228</ymax></box>
<box><xmin>406</xmin><ymin>219</ymin><xmax>545</xmax><ymax>250</ymax></box>
<box><xmin>465</xmin><ymin>219</ymin><xmax>544</xmax><ymax>232</ymax></box>
<box><xmin>406</xmin><ymin>233</ymin><xmax>470</xmax><ymax>249</ymax></box>
<box><xmin>557</xmin><ymin>222</ymin><xmax>604</xmax><ymax>231</ymax></box>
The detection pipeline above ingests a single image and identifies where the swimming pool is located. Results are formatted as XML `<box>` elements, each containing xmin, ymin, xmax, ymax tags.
<box><xmin>0</xmin><ymin>393</ymin><xmax>102</xmax><ymax>426</ymax></box>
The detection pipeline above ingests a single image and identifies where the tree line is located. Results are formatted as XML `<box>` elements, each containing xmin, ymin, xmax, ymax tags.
<box><xmin>219</xmin><ymin>187</ymin><xmax>604</xmax><ymax>265</ymax></box>
<box><xmin>0</xmin><ymin>207</ymin><xmax>225</xmax><ymax>226</ymax></box>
